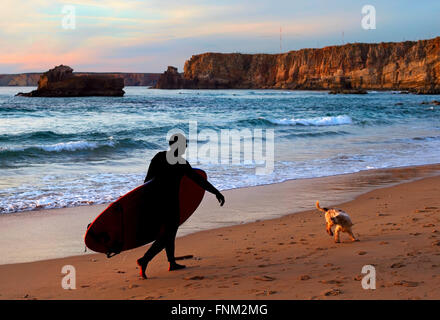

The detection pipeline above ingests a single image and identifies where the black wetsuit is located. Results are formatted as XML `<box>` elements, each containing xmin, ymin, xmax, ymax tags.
<box><xmin>141</xmin><ymin>151</ymin><xmax>219</xmax><ymax>263</ymax></box>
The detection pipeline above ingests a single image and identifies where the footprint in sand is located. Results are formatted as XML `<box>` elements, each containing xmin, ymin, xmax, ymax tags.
<box><xmin>252</xmin><ymin>289</ymin><xmax>277</xmax><ymax>296</ymax></box>
<box><xmin>184</xmin><ymin>275</ymin><xmax>205</xmax><ymax>280</ymax></box>
<box><xmin>390</xmin><ymin>262</ymin><xmax>406</xmax><ymax>268</ymax></box>
<box><xmin>394</xmin><ymin>280</ymin><xmax>419</xmax><ymax>287</ymax></box>
<box><xmin>353</xmin><ymin>275</ymin><xmax>363</xmax><ymax>281</ymax></box>
<box><xmin>423</xmin><ymin>223</ymin><xmax>436</xmax><ymax>227</ymax></box>
<box><xmin>254</xmin><ymin>275</ymin><xmax>276</xmax><ymax>281</ymax></box>
<box><xmin>144</xmin><ymin>295</ymin><xmax>163</xmax><ymax>300</ymax></box>
<box><xmin>321</xmin><ymin>288</ymin><xmax>343</xmax><ymax>296</ymax></box>
<box><xmin>319</xmin><ymin>279</ymin><xmax>343</xmax><ymax>285</ymax></box>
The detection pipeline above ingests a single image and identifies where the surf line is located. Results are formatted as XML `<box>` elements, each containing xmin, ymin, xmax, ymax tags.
<box><xmin>171</xmin><ymin>304</ymin><xmax>206</xmax><ymax>317</ymax></box>
<box><xmin>169</xmin><ymin>120</ymin><xmax>275</xmax><ymax>175</ymax></box>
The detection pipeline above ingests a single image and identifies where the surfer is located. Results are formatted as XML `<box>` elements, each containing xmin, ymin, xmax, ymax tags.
<box><xmin>137</xmin><ymin>133</ymin><xmax>225</xmax><ymax>279</ymax></box>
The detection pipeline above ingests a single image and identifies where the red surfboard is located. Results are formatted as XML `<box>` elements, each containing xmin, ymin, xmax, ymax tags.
<box><xmin>84</xmin><ymin>169</ymin><xmax>207</xmax><ymax>257</ymax></box>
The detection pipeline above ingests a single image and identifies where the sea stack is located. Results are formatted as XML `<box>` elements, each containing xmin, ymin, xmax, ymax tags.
<box><xmin>153</xmin><ymin>66</ymin><xmax>195</xmax><ymax>89</ymax></box>
<box><xmin>16</xmin><ymin>65</ymin><xmax>125</xmax><ymax>97</ymax></box>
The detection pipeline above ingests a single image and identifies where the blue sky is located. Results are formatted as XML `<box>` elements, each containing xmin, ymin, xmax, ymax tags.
<box><xmin>0</xmin><ymin>0</ymin><xmax>439</xmax><ymax>73</ymax></box>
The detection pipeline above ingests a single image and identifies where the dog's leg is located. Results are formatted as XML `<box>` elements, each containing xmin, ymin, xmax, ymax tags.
<box><xmin>347</xmin><ymin>228</ymin><xmax>358</xmax><ymax>242</ymax></box>
<box><xmin>334</xmin><ymin>225</ymin><xmax>342</xmax><ymax>243</ymax></box>
<box><xmin>326</xmin><ymin>222</ymin><xmax>333</xmax><ymax>236</ymax></box>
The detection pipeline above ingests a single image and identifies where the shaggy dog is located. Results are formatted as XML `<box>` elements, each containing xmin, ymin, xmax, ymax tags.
<box><xmin>316</xmin><ymin>201</ymin><xmax>358</xmax><ymax>243</ymax></box>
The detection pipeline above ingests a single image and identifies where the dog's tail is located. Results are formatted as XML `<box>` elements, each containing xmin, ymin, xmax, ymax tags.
<box><xmin>315</xmin><ymin>201</ymin><xmax>327</xmax><ymax>213</ymax></box>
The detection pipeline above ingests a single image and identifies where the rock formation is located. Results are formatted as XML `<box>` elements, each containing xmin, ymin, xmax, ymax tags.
<box><xmin>153</xmin><ymin>66</ymin><xmax>195</xmax><ymax>89</ymax></box>
<box><xmin>155</xmin><ymin>37</ymin><xmax>440</xmax><ymax>93</ymax></box>
<box><xmin>3</xmin><ymin>71</ymin><xmax>159</xmax><ymax>87</ymax></box>
<box><xmin>16</xmin><ymin>65</ymin><xmax>125</xmax><ymax>97</ymax></box>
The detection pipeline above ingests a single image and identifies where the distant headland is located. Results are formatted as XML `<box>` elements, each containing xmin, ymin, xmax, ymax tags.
<box><xmin>1</xmin><ymin>70</ymin><xmax>160</xmax><ymax>87</ymax></box>
<box><xmin>155</xmin><ymin>37</ymin><xmax>440</xmax><ymax>94</ymax></box>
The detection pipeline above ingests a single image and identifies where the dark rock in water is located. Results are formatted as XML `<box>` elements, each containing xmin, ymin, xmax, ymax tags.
<box><xmin>420</xmin><ymin>100</ymin><xmax>440</xmax><ymax>105</ymax></box>
<box><xmin>153</xmin><ymin>66</ymin><xmax>198</xmax><ymax>89</ymax></box>
<box><xmin>16</xmin><ymin>65</ymin><xmax>125</xmax><ymax>97</ymax></box>
<box><xmin>329</xmin><ymin>89</ymin><xmax>368</xmax><ymax>94</ymax></box>
<box><xmin>410</xmin><ymin>88</ymin><xmax>440</xmax><ymax>95</ymax></box>
<box><xmin>153</xmin><ymin>66</ymin><xmax>184</xmax><ymax>89</ymax></box>
<box><xmin>153</xmin><ymin>66</ymin><xmax>233</xmax><ymax>89</ymax></box>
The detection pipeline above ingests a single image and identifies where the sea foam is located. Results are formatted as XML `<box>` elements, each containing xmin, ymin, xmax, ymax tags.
<box><xmin>36</xmin><ymin>141</ymin><xmax>113</xmax><ymax>152</ymax></box>
<box><xmin>266</xmin><ymin>115</ymin><xmax>352</xmax><ymax>126</ymax></box>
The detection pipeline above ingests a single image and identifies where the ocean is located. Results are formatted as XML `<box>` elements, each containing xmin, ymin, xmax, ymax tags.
<box><xmin>1</xmin><ymin>86</ymin><xmax>440</xmax><ymax>215</ymax></box>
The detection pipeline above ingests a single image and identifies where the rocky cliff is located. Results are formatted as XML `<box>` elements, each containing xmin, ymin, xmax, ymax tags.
<box><xmin>1</xmin><ymin>72</ymin><xmax>159</xmax><ymax>86</ymax></box>
<box><xmin>155</xmin><ymin>37</ymin><xmax>440</xmax><ymax>93</ymax></box>
<box><xmin>17</xmin><ymin>65</ymin><xmax>125</xmax><ymax>97</ymax></box>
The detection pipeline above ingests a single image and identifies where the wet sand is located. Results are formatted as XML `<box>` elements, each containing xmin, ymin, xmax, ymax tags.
<box><xmin>1</xmin><ymin>165</ymin><xmax>440</xmax><ymax>299</ymax></box>
<box><xmin>1</xmin><ymin>164</ymin><xmax>440</xmax><ymax>265</ymax></box>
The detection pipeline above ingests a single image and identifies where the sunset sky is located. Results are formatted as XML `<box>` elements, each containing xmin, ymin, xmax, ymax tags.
<box><xmin>1</xmin><ymin>0</ymin><xmax>439</xmax><ymax>73</ymax></box>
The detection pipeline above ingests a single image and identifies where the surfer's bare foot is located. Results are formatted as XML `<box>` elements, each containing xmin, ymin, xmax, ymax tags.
<box><xmin>169</xmin><ymin>262</ymin><xmax>186</xmax><ymax>271</ymax></box>
<box><xmin>137</xmin><ymin>258</ymin><xmax>148</xmax><ymax>279</ymax></box>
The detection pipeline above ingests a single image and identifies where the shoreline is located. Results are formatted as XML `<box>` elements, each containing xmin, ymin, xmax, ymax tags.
<box><xmin>4</xmin><ymin>161</ymin><xmax>440</xmax><ymax>216</ymax></box>
<box><xmin>0</xmin><ymin>165</ymin><xmax>440</xmax><ymax>299</ymax></box>
<box><xmin>1</xmin><ymin>163</ymin><xmax>440</xmax><ymax>266</ymax></box>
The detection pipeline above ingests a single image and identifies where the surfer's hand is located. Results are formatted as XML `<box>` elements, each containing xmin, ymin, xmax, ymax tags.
<box><xmin>216</xmin><ymin>192</ymin><xmax>225</xmax><ymax>206</ymax></box>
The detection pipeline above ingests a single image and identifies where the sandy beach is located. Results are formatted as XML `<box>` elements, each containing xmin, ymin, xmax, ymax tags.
<box><xmin>1</xmin><ymin>165</ymin><xmax>439</xmax><ymax>300</ymax></box>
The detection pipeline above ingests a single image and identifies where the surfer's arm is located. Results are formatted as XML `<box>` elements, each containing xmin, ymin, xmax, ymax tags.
<box><xmin>185</xmin><ymin>165</ymin><xmax>225</xmax><ymax>206</ymax></box>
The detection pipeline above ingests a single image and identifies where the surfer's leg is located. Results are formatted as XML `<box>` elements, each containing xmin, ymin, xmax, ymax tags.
<box><xmin>164</xmin><ymin>228</ymin><xmax>177</xmax><ymax>262</ymax></box>
<box><xmin>165</xmin><ymin>225</ymin><xmax>185</xmax><ymax>271</ymax></box>
<box><xmin>137</xmin><ymin>228</ymin><xmax>168</xmax><ymax>278</ymax></box>
<box><xmin>165</xmin><ymin>213</ymin><xmax>186</xmax><ymax>271</ymax></box>
<box><xmin>137</xmin><ymin>238</ymin><xmax>166</xmax><ymax>279</ymax></box>
<box><xmin>142</xmin><ymin>237</ymin><xmax>166</xmax><ymax>261</ymax></box>
<box><xmin>136</xmin><ymin>257</ymin><xmax>148</xmax><ymax>279</ymax></box>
